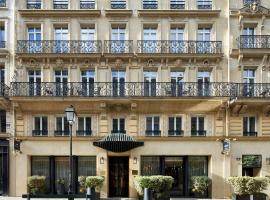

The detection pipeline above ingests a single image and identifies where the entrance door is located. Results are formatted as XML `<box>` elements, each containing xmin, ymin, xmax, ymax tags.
<box><xmin>109</xmin><ymin>157</ymin><xmax>129</xmax><ymax>197</ymax></box>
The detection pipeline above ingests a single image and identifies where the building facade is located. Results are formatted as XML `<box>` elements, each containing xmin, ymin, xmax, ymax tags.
<box><xmin>0</xmin><ymin>0</ymin><xmax>269</xmax><ymax>198</ymax></box>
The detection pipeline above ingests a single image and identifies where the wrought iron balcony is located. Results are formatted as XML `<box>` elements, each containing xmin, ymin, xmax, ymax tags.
<box><xmin>0</xmin><ymin>41</ymin><xmax>5</xmax><ymax>49</ymax></box>
<box><xmin>111</xmin><ymin>0</ymin><xmax>126</xmax><ymax>9</ymax></box>
<box><xmin>76</xmin><ymin>130</ymin><xmax>92</xmax><ymax>136</ymax></box>
<box><xmin>0</xmin><ymin>83</ymin><xmax>9</xmax><ymax>97</ymax></box>
<box><xmin>145</xmin><ymin>130</ymin><xmax>161</xmax><ymax>136</ymax></box>
<box><xmin>137</xmin><ymin>40</ymin><xmax>222</xmax><ymax>54</ymax></box>
<box><xmin>243</xmin><ymin>131</ymin><xmax>257</xmax><ymax>137</ymax></box>
<box><xmin>111</xmin><ymin>130</ymin><xmax>127</xmax><ymax>134</ymax></box>
<box><xmin>27</xmin><ymin>3</ymin><xmax>41</xmax><ymax>9</ymax></box>
<box><xmin>16</xmin><ymin>40</ymin><xmax>102</xmax><ymax>54</ymax></box>
<box><xmin>191</xmin><ymin>130</ymin><xmax>207</xmax><ymax>136</ymax></box>
<box><xmin>54</xmin><ymin>130</ymin><xmax>69</xmax><ymax>136</ymax></box>
<box><xmin>32</xmin><ymin>130</ymin><xmax>48</xmax><ymax>136</ymax></box>
<box><xmin>0</xmin><ymin>0</ymin><xmax>6</xmax><ymax>7</ymax></box>
<box><xmin>168</xmin><ymin>130</ymin><xmax>184</xmax><ymax>136</ymax></box>
<box><xmin>104</xmin><ymin>40</ymin><xmax>133</xmax><ymax>54</ymax></box>
<box><xmin>197</xmin><ymin>0</ymin><xmax>212</xmax><ymax>9</ymax></box>
<box><xmin>238</xmin><ymin>35</ymin><xmax>270</xmax><ymax>49</ymax></box>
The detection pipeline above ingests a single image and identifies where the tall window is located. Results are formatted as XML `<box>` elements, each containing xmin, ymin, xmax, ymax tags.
<box><xmin>33</xmin><ymin>116</ymin><xmax>48</xmax><ymax>136</ymax></box>
<box><xmin>197</xmin><ymin>27</ymin><xmax>211</xmax><ymax>53</ymax></box>
<box><xmin>143</xmin><ymin>27</ymin><xmax>157</xmax><ymax>53</ymax></box>
<box><xmin>0</xmin><ymin>110</ymin><xmax>6</xmax><ymax>133</ymax></box>
<box><xmin>111</xmin><ymin>26</ymin><xmax>126</xmax><ymax>53</ymax></box>
<box><xmin>77</xmin><ymin>117</ymin><xmax>92</xmax><ymax>136</ymax></box>
<box><xmin>197</xmin><ymin>0</ymin><xmax>212</xmax><ymax>9</ymax></box>
<box><xmin>170</xmin><ymin>27</ymin><xmax>184</xmax><ymax>53</ymax></box>
<box><xmin>55</xmin><ymin>70</ymin><xmax>68</xmax><ymax>96</ymax></box>
<box><xmin>55</xmin><ymin>117</ymin><xmax>69</xmax><ymax>136</ymax></box>
<box><xmin>31</xmin><ymin>157</ymin><xmax>50</xmax><ymax>188</ymax></box>
<box><xmin>55</xmin><ymin>157</ymin><xmax>69</xmax><ymax>191</ymax></box>
<box><xmin>81</xmin><ymin>70</ymin><xmax>95</xmax><ymax>96</ymax></box>
<box><xmin>112</xmin><ymin>118</ymin><xmax>125</xmax><ymax>134</ymax></box>
<box><xmin>54</xmin><ymin>0</ymin><xmax>68</xmax><ymax>9</ymax></box>
<box><xmin>191</xmin><ymin>116</ymin><xmax>206</xmax><ymax>136</ymax></box>
<box><xmin>170</xmin><ymin>71</ymin><xmax>184</xmax><ymax>96</ymax></box>
<box><xmin>28</xmin><ymin>70</ymin><xmax>41</xmax><ymax>96</ymax></box>
<box><xmin>243</xmin><ymin>27</ymin><xmax>255</xmax><ymax>48</ymax></box>
<box><xmin>243</xmin><ymin>117</ymin><xmax>257</xmax><ymax>136</ymax></box>
<box><xmin>0</xmin><ymin>26</ymin><xmax>5</xmax><ymax>48</ymax></box>
<box><xmin>81</xmin><ymin>27</ymin><xmax>95</xmax><ymax>41</ymax></box>
<box><xmin>112</xmin><ymin>70</ymin><xmax>125</xmax><ymax>97</ymax></box>
<box><xmin>243</xmin><ymin>69</ymin><xmax>255</xmax><ymax>96</ymax></box>
<box><xmin>170</xmin><ymin>0</ymin><xmax>185</xmax><ymax>9</ymax></box>
<box><xmin>144</xmin><ymin>71</ymin><xmax>157</xmax><ymax>97</ymax></box>
<box><xmin>168</xmin><ymin>117</ymin><xmax>183</xmax><ymax>136</ymax></box>
<box><xmin>27</xmin><ymin>0</ymin><xmax>42</xmax><ymax>9</ymax></box>
<box><xmin>111</xmin><ymin>0</ymin><xmax>126</xmax><ymax>9</ymax></box>
<box><xmin>146</xmin><ymin>116</ymin><xmax>160</xmax><ymax>136</ymax></box>
<box><xmin>54</xmin><ymin>27</ymin><xmax>69</xmax><ymax>53</ymax></box>
<box><xmin>0</xmin><ymin>67</ymin><xmax>4</xmax><ymax>96</ymax></box>
<box><xmin>143</xmin><ymin>0</ymin><xmax>158</xmax><ymax>9</ymax></box>
<box><xmin>197</xmin><ymin>71</ymin><xmax>211</xmax><ymax>96</ymax></box>
<box><xmin>141</xmin><ymin>157</ymin><xmax>160</xmax><ymax>175</ymax></box>
<box><xmin>80</xmin><ymin>27</ymin><xmax>96</xmax><ymax>53</ymax></box>
<box><xmin>80</xmin><ymin>0</ymin><xmax>95</xmax><ymax>9</ymax></box>
<box><xmin>78</xmin><ymin>157</ymin><xmax>96</xmax><ymax>176</ymax></box>
<box><xmin>28</xmin><ymin>27</ymin><xmax>41</xmax><ymax>53</ymax></box>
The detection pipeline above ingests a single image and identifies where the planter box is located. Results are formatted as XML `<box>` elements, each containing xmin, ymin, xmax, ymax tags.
<box><xmin>232</xmin><ymin>194</ymin><xmax>267</xmax><ymax>200</ymax></box>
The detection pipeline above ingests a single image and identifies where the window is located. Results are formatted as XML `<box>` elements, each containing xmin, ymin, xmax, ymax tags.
<box><xmin>112</xmin><ymin>118</ymin><xmax>125</xmax><ymax>134</ymax></box>
<box><xmin>80</xmin><ymin>0</ymin><xmax>95</xmax><ymax>9</ymax></box>
<box><xmin>0</xmin><ymin>0</ymin><xmax>6</xmax><ymax>7</ymax></box>
<box><xmin>77</xmin><ymin>117</ymin><xmax>92</xmax><ymax>136</ymax></box>
<box><xmin>81</xmin><ymin>70</ymin><xmax>95</xmax><ymax>96</ymax></box>
<box><xmin>170</xmin><ymin>27</ymin><xmax>184</xmax><ymax>53</ymax></box>
<box><xmin>28</xmin><ymin>70</ymin><xmax>41</xmax><ymax>96</ymax></box>
<box><xmin>170</xmin><ymin>71</ymin><xmax>184</xmax><ymax>96</ymax></box>
<box><xmin>242</xmin><ymin>155</ymin><xmax>262</xmax><ymax>177</ymax></box>
<box><xmin>28</xmin><ymin>27</ymin><xmax>42</xmax><ymax>53</ymax></box>
<box><xmin>112</xmin><ymin>70</ymin><xmax>125</xmax><ymax>97</ymax></box>
<box><xmin>54</xmin><ymin>0</ymin><xmax>68</xmax><ymax>9</ymax></box>
<box><xmin>168</xmin><ymin>117</ymin><xmax>183</xmax><ymax>136</ymax></box>
<box><xmin>111</xmin><ymin>0</ymin><xmax>126</xmax><ymax>9</ymax></box>
<box><xmin>141</xmin><ymin>157</ymin><xmax>160</xmax><ymax>175</ymax></box>
<box><xmin>243</xmin><ymin>117</ymin><xmax>257</xmax><ymax>136</ymax></box>
<box><xmin>31</xmin><ymin>157</ymin><xmax>50</xmax><ymax>188</ymax></box>
<box><xmin>0</xmin><ymin>26</ymin><xmax>5</xmax><ymax>48</ymax></box>
<box><xmin>0</xmin><ymin>110</ymin><xmax>6</xmax><ymax>133</ymax></box>
<box><xmin>143</xmin><ymin>0</ymin><xmax>158</xmax><ymax>9</ymax></box>
<box><xmin>111</xmin><ymin>26</ymin><xmax>126</xmax><ymax>53</ymax></box>
<box><xmin>170</xmin><ymin>0</ymin><xmax>185</xmax><ymax>9</ymax></box>
<box><xmin>243</xmin><ymin>0</ymin><xmax>258</xmax><ymax>6</ymax></box>
<box><xmin>197</xmin><ymin>27</ymin><xmax>212</xmax><ymax>53</ymax></box>
<box><xmin>191</xmin><ymin>116</ymin><xmax>206</xmax><ymax>136</ymax></box>
<box><xmin>33</xmin><ymin>116</ymin><xmax>48</xmax><ymax>136</ymax></box>
<box><xmin>54</xmin><ymin>27</ymin><xmax>69</xmax><ymax>53</ymax></box>
<box><xmin>55</xmin><ymin>157</ymin><xmax>69</xmax><ymax>191</ymax></box>
<box><xmin>80</xmin><ymin>27</ymin><xmax>96</xmax><ymax>53</ymax></box>
<box><xmin>146</xmin><ymin>116</ymin><xmax>160</xmax><ymax>136</ymax></box>
<box><xmin>81</xmin><ymin>27</ymin><xmax>95</xmax><ymax>41</ymax></box>
<box><xmin>144</xmin><ymin>71</ymin><xmax>157</xmax><ymax>96</ymax></box>
<box><xmin>197</xmin><ymin>71</ymin><xmax>211</xmax><ymax>96</ymax></box>
<box><xmin>55</xmin><ymin>70</ymin><xmax>68</xmax><ymax>96</ymax></box>
<box><xmin>243</xmin><ymin>69</ymin><xmax>255</xmax><ymax>96</ymax></box>
<box><xmin>143</xmin><ymin>27</ymin><xmax>158</xmax><ymax>53</ymax></box>
<box><xmin>55</xmin><ymin>117</ymin><xmax>69</xmax><ymax>136</ymax></box>
<box><xmin>243</xmin><ymin>27</ymin><xmax>256</xmax><ymax>48</ymax></box>
<box><xmin>27</xmin><ymin>0</ymin><xmax>41</xmax><ymax>9</ymax></box>
<box><xmin>78</xmin><ymin>157</ymin><xmax>96</xmax><ymax>176</ymax></box>
<box><xmin>197</xmin><ymin>0</ymin><xmax>212</xmax><ymax>9</ymax></box>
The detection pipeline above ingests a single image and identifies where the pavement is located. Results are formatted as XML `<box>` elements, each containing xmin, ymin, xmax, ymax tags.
<box><xmin>0</xmin><ymin>198</ymin><xmax>231</xmax><ymax>200</ymax></box>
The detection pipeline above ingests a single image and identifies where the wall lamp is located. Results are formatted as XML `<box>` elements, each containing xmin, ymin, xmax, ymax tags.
<box><xmin>100</xmin><ymin>157</ymin><xmax>105</xmax><ymax>164</ymax></box>
<box><xmin>133</xmin><ymin>157</ymin><xmax>138</xmax><ymax>164</ymax></box>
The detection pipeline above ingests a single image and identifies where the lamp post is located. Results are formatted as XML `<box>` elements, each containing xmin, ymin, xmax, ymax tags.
<box><xmin>65</xmin><ymin>105</ymin><xmax>76</xmax><ymax>195</ymax></box>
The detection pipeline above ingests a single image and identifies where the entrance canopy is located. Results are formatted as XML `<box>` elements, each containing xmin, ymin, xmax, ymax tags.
<box><xmin>93</xmin><ymin>134</ymin><xmax>144</xmax><ymax>152</ymax></box>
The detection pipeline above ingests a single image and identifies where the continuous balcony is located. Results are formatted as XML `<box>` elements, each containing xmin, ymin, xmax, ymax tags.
<box><xmin>137</xmin><ymin>40</ymin><xmax>222</xmax><ymax>55</ymax></box>
<box><xmin>16</xmin><ymin>40</ymin><xmax>102</xmax><ymax>54</ymax></box>
<box><xmin>239</xmin><ymin>35</ymin><xmax>270</xmax><ymax>49</ymax></box>
<box><xmin>104</xmin><ymin>40</ymin><xmax>133</xmax><ymax>54</ymax></box>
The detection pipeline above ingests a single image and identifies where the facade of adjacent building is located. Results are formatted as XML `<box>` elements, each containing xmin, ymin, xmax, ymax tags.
<box><xmin>0</xmin><ymin>0</ymin><xmax>269</xmax><ymax>198</ymax></box>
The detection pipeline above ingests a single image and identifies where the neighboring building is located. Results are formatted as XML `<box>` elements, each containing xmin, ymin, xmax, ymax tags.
<box><xmin>0</xmin><ymin>0</ymin><xmax>269</xmax><ymax>198</ymax></box>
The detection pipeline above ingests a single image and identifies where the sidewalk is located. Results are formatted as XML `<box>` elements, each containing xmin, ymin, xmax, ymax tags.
<box><xmin>0</xmin><ymin>198</ymin><xmax>231</xmax><ymax>200</ymax></box>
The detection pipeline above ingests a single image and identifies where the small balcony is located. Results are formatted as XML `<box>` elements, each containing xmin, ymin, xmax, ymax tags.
<box><xmin>145</xmin><ymin>130</ymin><xmax>161</xmax><ymax>136</ymax></box>
<box><xmin>16</xmin><ymin>40</ymin><xmax>102</xmax><ymax>54</ymax></box>
<box><xmin>111</xmin><ymin>0</ymin><xmax>126</xmax><ymax>9</ymax></box>
<box><xmin>238</xmin><ymin>35</ymin><xmax>270</xmax><ymax>49</ymax></box>
<box><xmin>54</xmin><ymin>130</ymin><xmax>69</xmax><ymax>136</ymax></box>
<box><xmin>0</xmin><ymin>0</ymin><xmax>6</xmax><ymax>7</ymax></box>
<box><xmin>111</xmin><ymin>130</ymin><xmax>127</xmax><ymax>134</ymax></box>
<box><xmin>191</xmin><ymin>130</ymin><xmax>207</xmax><ymax>136</ymax></box>
<box><xmin>0</xmin><ymin>41</ymin><xmax>5</xmax><ymax>48</ymax></box>
<box><xmin>32</xmin><ymin>130</ymin><xmax>48</xmax><ymax>136</ymax></box>
<box><xmin>243</xmin><ymin>131</ymin><xmax>258</xmax><ymax>137</ymax></box>
<box><xmin>104</xmin><ymin>40</ymin><xmax>133</xmax><ymax>54</ymax></box>
<box><xmin>168</xmin><ymin>130</ymin><xmax>184</xmax><ymax>136</ymax></box>
<box><xmin>137</xmin><ymin>40</ymin><xmax>222</xmax><ymax>54</ymax></box>
<box><xmin>76</xmin><ymin>130</ymin><xmax>92</xmax><ymax>136</ymax></box>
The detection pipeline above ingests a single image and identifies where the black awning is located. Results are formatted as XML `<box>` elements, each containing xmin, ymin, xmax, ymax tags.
<box><xmin>93</xmin><ymin>134</ymin><xmax>144</xmax><ymax>152</ymax></box>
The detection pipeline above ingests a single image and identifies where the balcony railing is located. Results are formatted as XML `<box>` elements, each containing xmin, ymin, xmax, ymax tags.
<box><xmin>197</xmin><ymin>0</ymin><xmax>212</xmax><ymax>9</ymax></box>
<box><xmin>170</xmin><ymin>0</ymin><xmax>185</xmax><ymax>9</ymax></box>
<box><xmin>76</xmin><ymin>130</ymin><xmax>92</xmax><ymax>136</ymax></box>
<box><xmin>0</xmin><ymin>0</ymin><xmax>6</xmax><ymax>7</ymax></box>
<box><xmin>80</xmin><ymin>0</ymin><xmax>95</xmax><ymax>9</ymax></box>
<box><xmin>111</xmin><ymin>130</ymin><xmax>127</xmax><ymax>134</ymax></box>
<box><xmin>168</xmin><ymin>130</ymin><xmax>184</xmax><ymax>136</ymax></box>
<box><xmin>27</xmin><ymin>3</ymin><xmax>41</xmax><ymax>9</ymax></box>
<box><xmin>137</xmin><ymin>40</ymin><xmax>222</xmax><ymax>54</ymax></box>
<box><xmin>54</xmin><ymin>3</ymin><xmax>68</xmax><ymax>9</ymax></box>
<box><xmin>239</xmin><ymin>35</ymin><xmax>270</xmax><ymax>49</ymax></box>
<box><xmin>0</xmin><ymin>41</ymin><xmax>6</xmax><ymax>48</ymax></box>
<box><xmin>111</xmin><ymin>0</ymin><xmax>126</xmax><ymax>9</ymax></box>
<box><xmin>143</xmin><ymin>0</ymin><xmax>158</xmax><ymax>9</ymax></box>
<box><xmin>17</xmin><ymin>40</ymin><xmax>102</xmax><ymax>54</ymax></box>
<box><xmin>0</xmin><ymin>83</ymin><xmax>9</xmax><ymax>97</ymax></box>
<box><xmin>243</xmin><ymin>131</ymin><xmax>257</xmax><ymax>137</ymax></box>
<box><xmin>104</xmin><ymin>40</ymin><xmax>133</xmax><ymax>54</ymax></box>
<box><xmin>54</xmin><ymin>130</ymin><xmax>69</xmax><ymax>136</ymax></box>
<box><xmin>243</xmin><ymin>0</ymin><xmax>260</xmax><ymax>6</ymax></box>
<box><xmin>32</xmin><ymin>130</ymin><xmax>48</xmax><ymax>136</ymax></box>
<box><xmin>191</xmin><ymin>130</ymin><xmax>207</xmax><ymax>136</ymax></box>
<box><xmin>145</xmin><ymin>130</ymin><xmax>161</xmax><ymax>136</ymax></box>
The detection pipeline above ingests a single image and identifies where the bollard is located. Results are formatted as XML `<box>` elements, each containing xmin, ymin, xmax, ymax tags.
<box><xmin>143</xmin><ymin>188</ymin><xmax>152</xmax><ymax>200</ymax></box>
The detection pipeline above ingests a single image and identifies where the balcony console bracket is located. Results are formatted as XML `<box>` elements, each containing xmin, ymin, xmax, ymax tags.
<box><xmin>231</xmin><ymin>104</ymin><xmax>248</xmax><ymax>116</ymax></box>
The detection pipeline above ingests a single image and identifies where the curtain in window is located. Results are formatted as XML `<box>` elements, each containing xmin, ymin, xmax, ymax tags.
<box><xmin>188</xmin><ymin>156</ymin><xmax>208</xmax><ymax>177</ymax></box>
<box><xmin>141</xmin><ymin>156</ymin><xmax>160</xmax><ymax>175</ymax></box>
<box><xmin>55</xmin><ymin>157</ymin><xmax>69</xmax><ymax>191</ymax></box>
<box><xmin>31</xmin><ymin>157</ymin><xmax>50</xmax><ymax>189</ymax></box>
<box><xmin>78</xmin><ymin>157</ymin><xmax>96</xmax><ymax>176</ymax></box>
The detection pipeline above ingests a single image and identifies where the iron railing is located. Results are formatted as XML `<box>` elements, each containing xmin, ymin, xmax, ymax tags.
<box><xmin>143</xmin><ymin>0</ymin><xmax>158</xmax><ymax>9</ymax></box>
<box><xmin>54</xmin><ymin>130</ymin><xmax>69</xmax><ymax>136</ymax></box>
<box><xmin>0</xmin><ymin>41</ymin><xmax>6</xmax><ymax>48</ymax></box>
<box><xmin>32</xmin><ymin>130</ymin><xmax>48</xmax><ymax>136</ymax></box>
<box><xmin>238</xmin><ymin>35</ymin><xmax>270</xmax><ymax>49</ymax></box>
<box><xmin>243</xmin><ymin>0</ymin><xmax>260</xmax><ymax>6</ymax></box>
<box><xmin>27</xmin><ymin>0</ymin><xmax>42</xmax><ymax>9</ymax></box>
<box><xmin>76</xmin><ymin>130</ymin><xmax>92</xmax><ymax>136</ymax></box>
<box><xmin>0</xmin><ymin>83</ymin><xmax>9</xmax><ymax>97</ymax></box>
<box><xmin>197</xmin><ymin>0</ymin><xmax>212</xmax><ymax>9</ymax></box>
<box><xmin>191</xmin><ymin>130</ymin><xmax>207</xmax><ymax>136</ymax></box>
<box><xmin>80</xmin><ymin>0</ymin><xmax>95</xmax><ymax>9</ymax></box>
<box><xmin>243</xmin><ymin>131</ymin><xmax>258</xmax><ymax>137</ymax></box>
<box><xmin>0</xmin><ymin>0</ymin><xmax>6</xmax><ymax>7</ymax></box>
<box><xmin>16</xmin><ymin>40</ymin><xmax>102</xmax><ymax>54</ymax></box>
<box><xmin>104</xmin><ymin>40</ymin><xmax>133</xmax><ymax>53</ymax></box>
<box><xmin>137</xmin><ymin>40</ymin><xmax>222</xmax><ymax>54</ymax></box>
<box><xmin>111</xmin><ymin>130</ymin><xmax>127</xmax><ymax>134</ymax></box>
<box><xmin>168</xmin><ymin>130</ymin><xmax>184</xmax><ymax>136</ymax></box>
<box><xmin>111</xmin><ymin>0</ymin><xmax>126</xmax><ymax>9</ymax></box>
<box><xmin>53</xmin><ymin>3</ymin><xmax>68</xmax><ymax>9</ymax></box>
<box><xmin>170</xmin><ymin>0</ymin><xmax>185</xmax><ymax>9</ymax></box>
<box><xmin>145</xmin><ymin>130</ymin><xmax>161</xmax><ymax>136</ymax></box>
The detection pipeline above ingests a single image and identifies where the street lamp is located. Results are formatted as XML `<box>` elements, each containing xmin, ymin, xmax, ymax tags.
<box><xmin>65</xmin><ymin>105</ymin><xmax>76</xmax><ymax>195</ymax></box>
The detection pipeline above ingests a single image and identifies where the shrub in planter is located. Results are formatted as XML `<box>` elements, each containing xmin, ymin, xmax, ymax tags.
<box><xmin>56</xmin><ymin>178</ymin><xmax>66</xmax><ymax>194</ymax></box>
<box><xmin>78</xmin><ymin>176</ymin><xmax>87</xmax><ymax>193</ymax></box>
<box><xmin>191</xmin><ymin>176</ymin><xmax>211</xmax><ymax>197</ymax></box>
<box><xmin>85</xmin><ymin>176</ymin><xmax>105</xmax><ymax>192</ymax></box>
<box><xmin>228</xmin><ymin>176</ymin><xmax>269</xmax><ymax>200</ymax></box>
<box><xmin>27</xmin><ymin>176</ymin><xmax>47</xmax><ymax>195</ymax></box>
<box><xmin>134</xmin><ymin>176</ymin><xmax>174</xmax><ymax>199</ymax></box>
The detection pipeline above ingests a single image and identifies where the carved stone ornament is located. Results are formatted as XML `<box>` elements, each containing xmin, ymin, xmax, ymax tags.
<box><xmin>240</xmin><ymin>1</ymin><xmax>270</xmax><ymax>15</ymax></box>
<box><xmin>55</xmin><ymin>58</ymin><xmax>64</xmax><ymax>67</ymax></box>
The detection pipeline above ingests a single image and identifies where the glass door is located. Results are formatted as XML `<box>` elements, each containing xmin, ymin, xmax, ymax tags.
<box><xmin>143</xmin><ymin>28</ymin><xmax>157</xmax><ymax>53</ymax></box>
<box><xmin>54</xmin><ymin>27</ymin><xmax>69</xmax><ymax>53</ymax></box>
<box><xmin>243</xmin><ymin>27</ymin><xmax>255</xmax><ymax>48</ymax></box>
<box><xmin>28</xmin><ymin>70</ymin><xmax>41</xmax><ymax>96</ymax></box>
<box><xmin>111</xmin><ymin>26</ymin><xmax>126</xmax><ymax>53</ymax></box>
<box><xmin>170</xmin><ymin>28</ymin><xmax>184</xmax><ymax>53</ymax></box>
<box><xmin>243</xmin><ymin>69</ymin><xmax>255</xmax><ymax>96</ymax></box>
<box><xmin>197</xmin><ymin>71</ymin><xmax>211</xmax><ymax>96</ymax></box>
<box><xmin>144</xmin><ymin>71</ymin><xmax>157</xmax><ymax>96</ymax></box>
<box><xmin>171</xmin><ymin>71</ymin><xmax>184</xmax><ymax>96</ymax></box>
<box><xmin>28</xmin><ymin>27</ymin><xmax>41</xmax><ymax>53</ymax></box>
<box><xmin>80</xmin><ymin>27</ymin><xmax>95</xmax><ymax>53</ymax></box>
<box><xmin>55</xmin><ymin>70</ymin><xmax>68</xmax><ymax>96</ymax></box>
<box><xmin>81</xmin><ymin>70</ymin><xmax>95</xmax><ymax>96</ymax></box>
<box><xmin>112</xmin><ymin>70</ymin><xmax>126</xmax><ymax>97</ymax></box>
<box><xmin>197</xmin><ymin>28</ymin><xmax>211</xmax><ymax>53</ymax></box>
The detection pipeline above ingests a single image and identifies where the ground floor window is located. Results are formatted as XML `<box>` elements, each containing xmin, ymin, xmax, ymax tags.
<box><xmin>31</xmin><ymin>156</ymin><xmax>96</xmax><ymax>194</ymax></box>
<box><xmin>242</xmin><ymin>155</ymin><xmax>262</xmax><ymax>177</ymax></box>
<box><xmin>141</xmin><ymin>156</ymin><xmax>208</xmax><ymax>197</ymax></box>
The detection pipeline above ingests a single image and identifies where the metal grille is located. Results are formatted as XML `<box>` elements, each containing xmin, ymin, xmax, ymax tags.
<box><xmin>27</xmin><ymin>0</ymin><xmax>41</xmax><ymax>9</ymax></box>
<box><xmin>197</xmin><ymin>0</ymin><xmax>212</xmax><ymax>9</ymax></box>
<box><xmin>170</xmin><ymin>0</ymin><xmax>185</xmax><ymax>9</ymax></box>
<box><xmin>111</xmin><ymin>0</ymin><xmax>126</xmax><ymax>9</ymax></box>
<box><xmin>104</xmin><ymin>40</ymin><xmax>133</xmax><ymax>53</ymax></box>
<box><xmin>80</xmin><ymin>0</ymin><xmax>95</xmax><ymax>9</ymax></box>
<box><xmin>53</xmin><ymin>0</ymin><xmax>68</xmax><ymax>9</ymax></box>
<box><xmin>238</xmin><ymin>35</ymin><xmax>270</xmax><ymax>49</ymax></box>
<box><xmin>143</xmin><ymin>0</ymin><xmax>158</xmax><ymax>9</ymax></box>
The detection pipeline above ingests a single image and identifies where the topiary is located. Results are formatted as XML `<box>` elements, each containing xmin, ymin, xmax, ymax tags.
<box><xmin>191</xmin><ymin>176</ymin><xmax>211</xmax><ymax>195</ymax></box>
<box><xmin>27</xmin><ymin>176</ymin><xmax>47</xmax><ymax>195</ymax></box>
<box><xmin>85</xmin><ymin>176</ymin><xmax>105</xmax><ymax>192</ymax></box>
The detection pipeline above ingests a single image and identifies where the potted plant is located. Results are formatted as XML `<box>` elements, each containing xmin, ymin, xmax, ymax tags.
<box><xmin>191</xmin><ymin>176</ymin><xmax>211</xmax><ymax>198</ymax></box>
<box><xmin>56</xmin><ymin>178</ymin><xmax>66</xmax><ymax>194</ymax></box>
<box><xmin>27</xmin><ymin>176</ymin><xmax>47</xmax><ymax>195</ymax></box>
<box><xmin>78</xmin><ymin>176</ymin><xmax>87</xmax><ymax>193</ymax></box>
<box><xmin>228</xmin><ymin>176</ymin><xmax>269</xmax><ymax>200</ymax></box>
<box><xmin>85</xmin><ymin>176</ymin><xmax>105</xmax><ymax>200</ymax></box>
